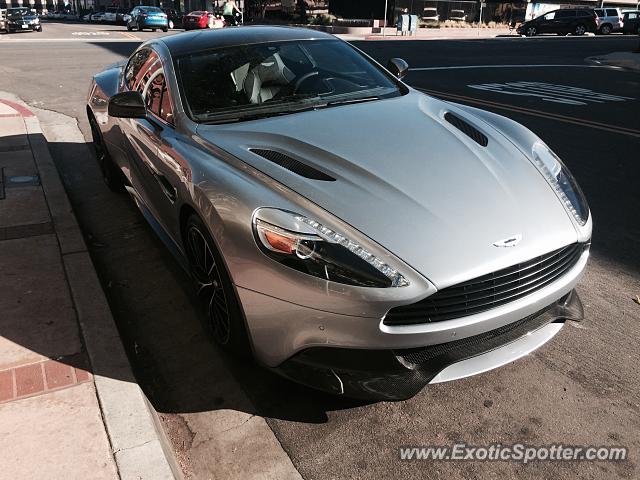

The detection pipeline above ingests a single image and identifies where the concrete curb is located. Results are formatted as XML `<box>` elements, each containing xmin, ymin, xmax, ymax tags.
<box><xmin>14</xmin><ymin>96</ymin><xmax>181</xmax><ymax>480</ymax></box>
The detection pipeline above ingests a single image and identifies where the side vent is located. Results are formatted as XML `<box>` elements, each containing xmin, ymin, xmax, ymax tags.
<box><xmin>444</xmin><ymin>112</ymin><xmax>489</xmax><ymax>147</ymax></box>
<box><xmin>249</xmin><ymin>149</ymin><xmax>335</xmax><ymax>181</ymax></box>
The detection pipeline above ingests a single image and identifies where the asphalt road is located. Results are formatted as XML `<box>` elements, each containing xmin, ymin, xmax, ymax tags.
<box><xmin>2</xmin><ymin>22</ymin><xmax>639</xmax><ymax>479</ymax></box>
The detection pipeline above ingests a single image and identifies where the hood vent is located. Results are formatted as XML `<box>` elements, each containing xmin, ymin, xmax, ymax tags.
<box><xmin>444</xmin><ymin>112</ymin><xmax>489</xmax><ymax>147</ymax></box>
<box><xmin>249</xmin><ymin>148</ymin><xmax>335</xmax><ymax>181</ymax></box>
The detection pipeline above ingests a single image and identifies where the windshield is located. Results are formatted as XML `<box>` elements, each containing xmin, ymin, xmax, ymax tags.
<box><xmin>7</xmin><ymin>7</ymin><xmax>30</xmax><ymax>17</ymax></box>
<box><xmin>140</xmin><ymin>7</ymin><xmax>162</xmax><ymax>13</ymax></box>
<box><xmin>176</xmin><ymin>39</ymin><xmax>404</xmax><ymax>123</ymax></box>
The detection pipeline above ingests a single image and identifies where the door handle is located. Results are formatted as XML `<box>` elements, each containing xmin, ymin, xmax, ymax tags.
<box><xmin>154</xmin><ymin>173</ymin><xmax>177</xmax><ymax>203</ymax></box>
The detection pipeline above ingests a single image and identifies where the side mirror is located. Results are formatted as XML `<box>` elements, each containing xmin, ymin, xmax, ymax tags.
<box><xmin>108</xmin><ymin>91</ymin><xmax>146</xmax><ymax>118</ymax></box>
<box><xmin>387</xmin><ymin>58</ymin><xmax>409</xmax><ymax>80</ymax></box>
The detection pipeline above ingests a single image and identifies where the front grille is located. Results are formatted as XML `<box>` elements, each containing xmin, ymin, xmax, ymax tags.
<box><xmin>394</xmin><ymin>302</ymin><xmax>557</xmax><ymax>366</ymax></box>
<box><xmin>384</xmin><ymin>243</ymin><xmax>585</xmax><ymax>326</ymax></box>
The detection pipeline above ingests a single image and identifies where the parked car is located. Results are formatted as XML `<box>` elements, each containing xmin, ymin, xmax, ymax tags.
<box><xmin>87</xmin><ymin>27</ymin><xmax>591</xmax><ymax>401</ymax></box>
<box><xmin>622</xmin><ymin>10</ymin><xmax>640</xmax><ymax>34</ymax></box>
<box><xmin>422</xmin><ymin>7</ymin><xmax>439</xmax><ymax>22</ymax></box>
<box><xmin>594</xmin><ymin>7</ymin><xmax>625</xmax><ymax>34</ymax></box>
<box><xmin>162</xmin><ymin>8</ymin><xmax>182</xmax><ymax>29</ymax></box>
<box><xmin>4</xmin><ymin>7</ymin><xmax>42</xmax><ymax>33</ymax></box>
<box><xmin>449</xmin><ymin>9</ymin><xmax>466</xmax><ymax>21</ymax></box>
<box><xmin>0</xmin><ymin>8</ymin><xmax>7</xmax><ymax>31</ymax></box>
<box><xmin>102</xmin><ymin>7</ymin><xmax>128</xmax><ymax>23</ymax></box>
<box><xmin>84</xmin><ymin>11</ymin><xmax>105</xmax><ymax>22</ymax></box>
<box><xmin>183</xmin><ymin>10</ymin><xmax>224</xmax><ymax>30</ymax></box>
<box><xmin>518</xmin><ymin>8</ymin><xmax>597</xmax><ymax>36</ymax></box>
<box><xmin>126</xmin><ymin>6</ymin><xmax>168</xmax><ymax>32</ymax></box>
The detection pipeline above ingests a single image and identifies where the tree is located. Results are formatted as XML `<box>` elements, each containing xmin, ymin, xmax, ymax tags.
<box><xmin>246</xmin><ymin>0</ymin><xmax>270</xmax><ymax>18</ymax></box>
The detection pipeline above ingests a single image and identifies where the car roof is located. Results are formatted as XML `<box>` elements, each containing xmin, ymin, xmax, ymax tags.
<box><xmin>159</xmin><ymin>26</ymin><xmax>335</xmax><ymax>56</ymax></box>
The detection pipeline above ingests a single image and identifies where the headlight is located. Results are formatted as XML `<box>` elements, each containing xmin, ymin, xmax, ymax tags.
<box><xmin>531</xmin><ymin>141</ymin><xmax>589</xmax><ymax>226</ymax></box>
<box><xmin>253</xmin><ymin>208</ymin><xmax>409</xmax><ymax>288</ymax></box>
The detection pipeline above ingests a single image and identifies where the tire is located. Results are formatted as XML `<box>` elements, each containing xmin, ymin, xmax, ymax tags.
<box><xmin>37</xmin><ymin>26</ymin><xmax>42</xmax><ymax>32</ymax></box>
<box><xmin>126</xmin><ymin>24</ymin><xmax>132</xmax><ymax>31</ymax></box>
<box><xmin>168</xmin><ymin>20</ymin><xmax>174</xmax><ymax>29</ymax></box>
<box><xmin>574</xmin><ymin>24</ymin><xmax>586</xmax><ymax>35</ymax></box>
<box><xmin>184</xmin><ymin>214</ymin><xmax>250</xmax><ymax>356</ymax></box>
<box><xmin>525</xmin><ymin>26</ymin><xmax>537</xmax><ymax>36</ymax></box>
<box><xmin>599</xmin><ymin>24</ymin><xmax>612</xmax><ymax>35</ymax></box>
<box><xmin>88</xmin><ymin>114</ymin><xmax>125</xmax><ymax>192</ymax></box>
<box><xmin>162</xmin><ymin>27</ymin><xmax>168</xmax><ymax>32</ymax></box>
<box><xmin>137</xmin><ymin>24</ymin><xmax>143</xmax><ymax>31</ymax></box>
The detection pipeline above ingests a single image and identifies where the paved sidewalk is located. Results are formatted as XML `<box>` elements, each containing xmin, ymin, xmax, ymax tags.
<box><xmin>0</xmin><ymin>94</ymin><xmax>178</xmax><ymax>479</ymax></box>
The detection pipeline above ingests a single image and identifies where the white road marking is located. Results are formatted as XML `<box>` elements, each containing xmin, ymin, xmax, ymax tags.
<box><xmin>71</xmin><ymin>31</ymin><xmax>110</xmax><ymax>35</ymax></box>
<box><xmin>467</xmin><ymin>81</ymin><xmax>635</xmax><ymax>105</ymax></box>
<box><xmin>410</xmin><ymin>64</ymin><xmax>624</xmax><ymax>71</ymax></box>
<box><xmin>0</xmin><ymin>37</ymin><xmax>139</xmax><ymax>42</ymax></box>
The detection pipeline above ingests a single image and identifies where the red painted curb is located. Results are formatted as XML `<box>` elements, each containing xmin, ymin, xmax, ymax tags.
<box><xmin>0</xmin><ymin>99</ymin><xmax>35</xmax><ymax>118</ymax></box>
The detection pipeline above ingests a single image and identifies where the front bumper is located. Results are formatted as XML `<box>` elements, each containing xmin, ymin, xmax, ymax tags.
<box><xmin>274</xmin><ymin>290</ymin><xmax>583</xmax><ymax>400</ymax></box>
<box><xmin>7</xmin><ymin>23</ymin><xmax>40</xmax><ymax>31</ymax></box>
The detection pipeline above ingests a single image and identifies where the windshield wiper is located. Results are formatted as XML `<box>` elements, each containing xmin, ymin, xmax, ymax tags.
<box><xmin>325</xmin><ymin>96</ymin><xmax>380</xmax><ymax>107</ymax></box>
<box><xmin>199</xmin><ymin>95</ymin><xmax>380</xmax><ymax>125</ymax></box>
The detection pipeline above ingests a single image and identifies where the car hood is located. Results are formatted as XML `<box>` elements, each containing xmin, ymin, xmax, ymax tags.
<box><xmin>196</xmin><ymin>91</ymin><xmax>579</xmax><ymax>288</ymax></box>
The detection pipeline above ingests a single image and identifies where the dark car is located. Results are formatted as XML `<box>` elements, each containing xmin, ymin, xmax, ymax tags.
<box><xmin>161</xmin><ymin>8</ymin><xmax>182</xmax><ymax>29</ymax></box>
<box><xmin>5</xmin><ymin>7</ymin><xmax>42</xmax><ymax>33</ymax></box>
<box><xmin>517</xmin><ymin>8</ymin><xmax>597</xmax><ymax>36</ymax></box>
<box><xmin>622</xmin><ymin>10</ymin><xmax>640</xmax><ymax>34</ymax></box>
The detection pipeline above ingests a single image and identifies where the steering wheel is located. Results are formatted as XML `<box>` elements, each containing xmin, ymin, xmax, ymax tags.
<box><xmin>292</xmin><ymin>71</ymin><xmax>320</xmax><ymax>95</ymax></box>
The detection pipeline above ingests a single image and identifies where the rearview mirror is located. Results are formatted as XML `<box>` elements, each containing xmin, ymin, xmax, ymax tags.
<box><xmin>108</xmin><ymin>91</ymin><xmax>146</xmax><ymax>118</ymax></box>
<box><xmin>387</xmin><ymin>58</ymin><xmax>409</xmax><ymax>80</ymax></box>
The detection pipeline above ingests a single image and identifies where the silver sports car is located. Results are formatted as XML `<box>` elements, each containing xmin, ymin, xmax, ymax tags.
<box><xmin>87</xmin><ymin>27</ymin><xmax>591</xmax><ymax>400</ymax></box>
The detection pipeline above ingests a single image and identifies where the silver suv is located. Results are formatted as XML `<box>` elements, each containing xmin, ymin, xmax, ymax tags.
<box><xmin>594</xmin><ymin>7</ymin><xmax>624</xmax><ymax>34</ymax></box>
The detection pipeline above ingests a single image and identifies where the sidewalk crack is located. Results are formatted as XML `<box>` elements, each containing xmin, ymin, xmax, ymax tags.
<box><xmin>113</xmin><ymin>439</ymin><xmax>154</xmax><ymax>455</ymax></box>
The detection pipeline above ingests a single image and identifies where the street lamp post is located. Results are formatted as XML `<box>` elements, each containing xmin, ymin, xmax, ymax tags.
<box><xmin>383</xmin><ymin>0</ymin><xmax>388</xmax><ymax>37</ymax></box>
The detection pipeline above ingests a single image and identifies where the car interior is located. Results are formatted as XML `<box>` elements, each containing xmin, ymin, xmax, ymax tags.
<box><xmin>178</xmin><ymin>41</ymin><xmax>379</xmax><ymax>117</ymax></box>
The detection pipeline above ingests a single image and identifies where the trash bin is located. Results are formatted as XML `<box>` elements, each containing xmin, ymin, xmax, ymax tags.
<box><xmin>409</xmin><ymin>14</ymin><xmax>419</xmax><ymax>35</ymax></box>
<box><xmin>397</xmin><ymin>14</ymin><xmax>410</xmax><ymax>35</ymax></box>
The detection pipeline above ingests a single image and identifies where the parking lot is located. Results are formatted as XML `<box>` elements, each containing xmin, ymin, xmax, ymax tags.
<box><xmin>1</xmin><ymin>22</ymin><xmax>639</xmax><ymax>479</ymax></box>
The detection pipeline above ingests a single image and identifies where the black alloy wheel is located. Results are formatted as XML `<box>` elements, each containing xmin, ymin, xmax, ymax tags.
<box><xmin>184</xmin><ymin>215</ymin><xmax>250</xmax><ymax>355</ymax></box>
<box><xmin>89</xmin><ymin>114</ymin><xmax>125</xmax><ymax>192</ymax></box>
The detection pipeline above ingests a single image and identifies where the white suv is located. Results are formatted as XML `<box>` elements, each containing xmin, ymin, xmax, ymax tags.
<box><xmin>594</xmin><ymin>7</ymin><xmax>624</xmax><ymax>34</ymax></box>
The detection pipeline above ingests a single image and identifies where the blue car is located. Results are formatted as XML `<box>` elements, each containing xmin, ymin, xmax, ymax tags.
<box><xmin>127</xmin><ymin>6</ymin><xmax>168</xmax><ymax>32</ymax></box>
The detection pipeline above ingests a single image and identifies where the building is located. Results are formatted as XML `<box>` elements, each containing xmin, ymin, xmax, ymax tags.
<box><xmin>329</xmin><ymin>0</ymin><xmax>639</xmax><ymax>24</ymax></box>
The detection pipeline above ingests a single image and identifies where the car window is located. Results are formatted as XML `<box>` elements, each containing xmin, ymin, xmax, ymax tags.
<box><xmin>125</xmin><ymin>50</ymin><xmax>174</xmax><ymax>124</ymax></box>
<box><xmin>145</xmin><ymin>72</ymin><xmax>174</xmax><ymax>124</ymax></box>
<box><xmin>555</xmin><ymin>10</ymin><xmax>575</xmax><ymax>18</ymax></box>
<box><xmin>594</xmin><ymin>9</ymin><xmax>604</xmax><ymax>16</ymax></box>
<box><xmin>125</xmin><ymin>49</ymin><xmax>155</xmax><ymax>91</ymax></box>
<box><xmin>628</xmin><ymin>12</ymin><xmax>638</xmax><ymax>19</ymax></box>
<box><xmin>577</xmin><ymin>10</ymin><xmax>592</xmax><ymax>17</ymax></box>
<box><xmin>542</xmin><ymin>11</ymin><xmax>556</xmax><ymax>20</ymax></box>
<box><xmin>606</xmin><ymin>9</ymin><xmax>618</xmax><ymax>16</ymax></box>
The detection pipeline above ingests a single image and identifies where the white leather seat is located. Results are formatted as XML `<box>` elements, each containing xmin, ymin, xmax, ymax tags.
<box><xmin>242</xmin><ymin>54</ymin><xmax>295</xmax><ymax>104</ymax></box>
